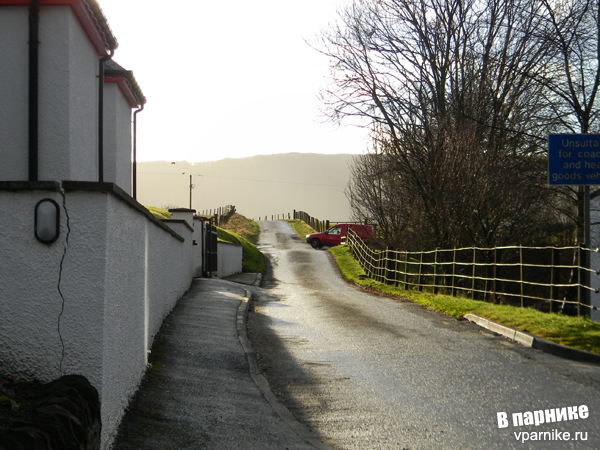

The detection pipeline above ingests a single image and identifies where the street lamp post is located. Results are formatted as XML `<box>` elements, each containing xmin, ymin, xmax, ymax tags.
<box><xmin>182</xmin><ymin>172</ymin><xmax>200</xmax><ymax>210</ymax></box>
<box><xmin>173</xmin><ymin>164</ymin><xmax>201</xmax><ymax>210</ymax></box>
<box><xmin>189</xmin><ymin>174</ymin><xmax>193</xmax><ymax>209</ymax></box>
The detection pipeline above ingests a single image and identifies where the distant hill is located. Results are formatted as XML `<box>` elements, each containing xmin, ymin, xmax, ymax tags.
<box><xmin>136</xmin><ymin>153</ymin><xmax>358</xmax><ymax>221</ymax></box>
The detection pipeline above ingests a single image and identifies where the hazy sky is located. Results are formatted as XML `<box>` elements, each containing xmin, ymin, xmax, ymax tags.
<box><xmin>98</xmin><ymin>0</ymin><xmax>368</xmax><ymax>163</ymax></box>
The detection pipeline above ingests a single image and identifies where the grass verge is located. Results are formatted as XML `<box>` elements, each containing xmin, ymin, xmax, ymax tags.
<box><xmin>217</xmin><ymin>227</ymin><xmax>265</xmax><ymax>273</ymax></box>
<box><xmin>286</xmin><ymin>219</ymin><xmax>318</xmax><ymax>238</ymax></box>
<box><xmin>220</xmin><ymin>213</ymin><xmax>260</xmax><ymax>244</ymax></box>
<box><xmin>145</xmin><ymin>206</ymin><xmax>172</xmax><ymax>220</ymax></box>
<box><xmin>330</xmin><ymin>245</ymin><xmax>600</xmax><ymax>355</ymax></box>
<box><xmin>145</xmin><ymin>208</ymin><xmax>264</xmax><ymax>274</ymax></box>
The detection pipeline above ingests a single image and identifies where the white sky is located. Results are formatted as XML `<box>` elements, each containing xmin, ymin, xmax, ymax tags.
<box><xmin>98</xmin><ymin>0</ymin><xmax>368</xmax><ymax>163</ymax></box>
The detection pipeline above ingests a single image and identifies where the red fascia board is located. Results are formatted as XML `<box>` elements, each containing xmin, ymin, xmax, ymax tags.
<box><xmin>104</xmin><ymin>76</ymin><xmax>140</xmax><ymax>108</ymax></box>
<box><xmin>0</xmin><ymin>0</ymin><xmax>112</xmax><ymax>56</ymax></box>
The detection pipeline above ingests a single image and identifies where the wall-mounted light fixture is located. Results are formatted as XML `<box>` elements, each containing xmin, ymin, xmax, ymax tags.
<box><xmin>35</xmin><ymin>199</ymin><xmax>60</xmax><ymax>244</ymax></box>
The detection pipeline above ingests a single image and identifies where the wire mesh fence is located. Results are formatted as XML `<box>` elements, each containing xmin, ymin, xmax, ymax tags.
<box><xmin>345</xmin><ymin>228</ymin><xmax>596</xmax><ymax>315</ymax></box>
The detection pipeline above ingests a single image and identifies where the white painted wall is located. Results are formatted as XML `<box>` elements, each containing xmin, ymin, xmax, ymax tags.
<box><xmin>218</xmin><ymin>241</ymin><xmax>243</xmax><ymax>278</ymax></box>
<box><xmin>0</xmin><ymin>5</ymin><xmax>100</xmax><ymax>182</ymax></box>
<box><xmin>100</xmin><ymin>195</ymin><xmax>193</xmax><ymax>445</ymax></box>
<box><xmin>170</xmin><ymin>210</ymin><xmax>205</xmax><ymax>278</ymax></box>
<box><xmin>103</xmin><ymin>82</ymin><xmax>133</xmax><ymax>195</ymax></box>
<box><xmin>0</xmin><ymin>3</ymin><xmax>202</xmax><ymax>448</ymax></box>
<box><xmin>0</xmin><ymin>7</ymin><xmax>29</xmax><ymax>180</ymax></box>
<box><xmin>0</xmin><ymin>186</ymin><xmax>67</xmax><ymax>378</ymax></box>
<box><xmin>0</xmin><ymin>186</ymin><xmax>193</xmax><ymax>449</ymax></box>
<box><xmin>170</xmin><ymin>209</ymin><xmax>195</xmax><ymax>227</ymax></box>
<box><xmin>39</xmin><ymin>6</ymin><xmax>99</xmax><ymax>182</ymax></box>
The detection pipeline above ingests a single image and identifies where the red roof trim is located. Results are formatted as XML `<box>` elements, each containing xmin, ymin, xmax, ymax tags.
<box><xmin>65</xmin><ymin>0</ymin><xmax>112</xmax><ymax>56</ymax></box>
<box><xmin>0</xmin><ymin>0</ymin><xmax>112</xmax><ymax>56</ymax></box>
<box><xmin>104</xmin><ymin>76</ymin><xmax>140</xmax><ymax>108</ymax></box>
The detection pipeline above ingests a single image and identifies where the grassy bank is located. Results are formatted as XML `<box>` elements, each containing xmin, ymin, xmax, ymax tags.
<box><xmin>145</xmin><ymin>208</ymin><xmax>264</xmax><ymax>273</ymax></box>
<box><xmin>145</xmin><ymin>206</ymin><xmax>171</xmax><ymax>220</ymax></box>
<box><xmin>220</xmin><ymin>213</ymin><xmax>260</xmax><ymax>244</ymax></box>
<box><xmin>286</xmin><ymin>219</ymin><xmax>318</xmax><ymax>238</ymax></box>
<box><xmin>218</xmin><ymin>213</ymin><xmax>264</xmax><ymax>273</ymax></box>
<box><xmin>217</xmin><ymin>226</ymin><xmax>265</xmax><ymax>273</ymax></box>
<box><xmin>329</xmin><ymin>245</ymin><xmax>600</xmax><ymax>354</ymax></box>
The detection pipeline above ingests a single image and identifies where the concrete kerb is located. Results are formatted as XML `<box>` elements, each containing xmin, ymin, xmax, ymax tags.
<box><xmin>464</xmin><ymin>313</ymin><xmax>600</xmax><ymax>364</ymax></box>
<box><xmin>224</xmin><ymin>272</ymin><xmax>262</xmax><ymax>286</ymax></box>
<box><xmin>236</xmin><ymin>289</ymin><xmax>332</xmax><ymax>450</ymax></box>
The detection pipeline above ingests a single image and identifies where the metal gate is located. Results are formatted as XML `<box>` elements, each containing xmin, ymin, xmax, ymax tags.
<box><xmin>204</xmin><ymin>219</ymin><xmax>218</xmax><ymax>277</ymax></box>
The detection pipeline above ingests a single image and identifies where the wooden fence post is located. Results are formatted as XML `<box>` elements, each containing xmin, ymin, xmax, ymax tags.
<box><xmin>383</xmin><ymin>249</ymin><xmax>388</xmax><ymax>284</ymax></box>
<box><xmin>493</xmin><ymin>248</ymin><xmax>497</xmax><ymax>303</ymax></box>
<box><xmin>520</xmin><ymin>245</ymin><xmax>524</xmax><ymax>308</ymax></box>
<box><xmin>418</xmin><ymin>251</ymin><xmax>424</xmax><ymax>291</ymax></box>
<box><xmin>451</xmin><ymin>248</ymin><xmax>456</xmax><ymax>296</ymax></box>
<box><xmin>332</xmin><ymin>239</ymin><xmax>593</xmax><ymax>311</ymax></box>
<box><xmin>393</xmin><ymin>250</ymin><xmax>399</xmax><ymax>287</ymax></box>
<box><xmin>404</xmin><ymin>250</ymin><xmax>409</xmax><ymax>290</ymax></box>
<box><xmin>471</xmin><ymin>247</ymin><xmax>476</xmax><ymax>300</ymax></box>
<box><xmin>550</xmin><ymin>247</ymin><xmax>556</xmax><ymax>313</ymax></box>
<box><xmin>577</xmin><ymin>246</ymin><xmax>582</xmax><ymax>316</ymax></box>
<box><xmin>433</xmin><ymin>249</ymin><xmax>438</xmax><ymax>294</ymax></box>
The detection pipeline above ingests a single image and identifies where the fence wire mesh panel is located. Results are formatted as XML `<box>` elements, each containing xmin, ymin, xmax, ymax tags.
<box><xmin>345</xmin><ymin>229</ymin><xmax>595</xmax><ymax>315</ymax></box>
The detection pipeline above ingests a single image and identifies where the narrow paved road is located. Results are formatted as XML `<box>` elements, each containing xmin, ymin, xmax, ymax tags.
<box><xmin>247</xmin><ymin>221</ymin><xmax>600</xmax><ymax>450</ymax></box>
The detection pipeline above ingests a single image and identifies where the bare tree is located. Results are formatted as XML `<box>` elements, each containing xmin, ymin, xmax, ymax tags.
<box><xmin>320</xmin><ymin>0</ymin><xmax>557</xmax><ymax>249</ymax></box>
<box><xmin>540</xmin><ymin>0</ymin><xmax>600</xmax><ymax>246</ymax></box>
<box><xmin>346</xmin><ymin>137</ymin><xmax>424</xmax><ymax>249</ymax></box>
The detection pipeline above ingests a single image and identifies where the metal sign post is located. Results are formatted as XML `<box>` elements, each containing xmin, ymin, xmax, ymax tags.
<box><xmin>548</xmin><ymin>134</ymin><xmax>600</xmax><ymax>315</ymax></box>
<box><xmin>548</xmin><ymin>134</ymin><xmax>600</xmax><ymax>185</ymax></box>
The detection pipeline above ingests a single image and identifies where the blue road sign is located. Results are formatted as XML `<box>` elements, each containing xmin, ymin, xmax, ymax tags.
<box><xmin>548</xmin><ymin>134</ymin><xmax>600</xmax><ymax>185</ymax></box>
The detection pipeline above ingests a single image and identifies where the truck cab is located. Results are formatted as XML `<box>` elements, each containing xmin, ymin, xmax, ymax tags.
<box><xmin>306</xmin><ymin>223</ymin><xmax>373</xmax><ymax>249</ymax></box>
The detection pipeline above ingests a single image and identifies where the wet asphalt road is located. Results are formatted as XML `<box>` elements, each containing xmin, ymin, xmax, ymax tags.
<box><xmin>247</xmin><ymin>221</ymin><xmax>600</xmax><ymax>450</ymax></box>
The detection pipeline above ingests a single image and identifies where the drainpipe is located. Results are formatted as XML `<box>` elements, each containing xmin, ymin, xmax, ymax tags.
<box><xmin>29</xmin><ymin>0</ymin><xmax>40</xmax><ymax>182</ymax></box>
<box><xmin>132</xmin><ymin>103</ymin><xmax>144</xmax><ymax>200</ymax></box>
<box><xmin>98</xmin><ymin>50</ymin><xmax>114</xmax><ymax>183</ymax></box>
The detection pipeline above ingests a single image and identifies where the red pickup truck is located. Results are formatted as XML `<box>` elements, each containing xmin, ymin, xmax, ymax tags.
<box><xmin>306</xmin><ymin>223</ymin><xmax>373</xmax><ymax>249</ymax></box>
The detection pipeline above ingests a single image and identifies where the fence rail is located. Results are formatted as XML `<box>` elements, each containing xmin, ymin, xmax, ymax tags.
<box><xmin>256</xmin><ymin>210</ymin><xmax>366</xmax><ymax>232</ymax></box>
<box><xmin>290</xmin><ymin>210</ymin><xmax>364</xmax><ymax>232</ymax></box>
<box><xmin>293</xmin><ymin>210</ymin><xmax>330</xmax><ymax>232</ymax></box>
<box><xmin>257</xmin><ymin>213</ymin><xmax>293</xmax><ymax>222</ymax></box>
<box><xmin>345</xmin><ymin>229</ymin><xmax>596</xmax><ymax>316</ymax></box>
<box><xmin>199</xmin><ymin>205</ymin><xmax>236</xmax><ymax>226</ymax></box>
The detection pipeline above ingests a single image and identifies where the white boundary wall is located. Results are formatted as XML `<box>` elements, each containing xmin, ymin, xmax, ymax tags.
<box><xmin>218</xmin><ymin>241</ymin><xmax>243</xmax><ymax>278</ymax></box>
<box><xmin>0</xmin><ymin>182</ymin><xmax>195</xmax><ymax>448</ymax></box>
<box><xmin>0</xmin><ymin>4</ymin><xmax>200</xmax><ymax>447</ymax></box>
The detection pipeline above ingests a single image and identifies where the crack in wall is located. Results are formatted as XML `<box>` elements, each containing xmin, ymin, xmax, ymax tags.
<box><xmin>57</xmin><ymin>188</ymin><xmax>71</xmax><ymax>374</ymax></box>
